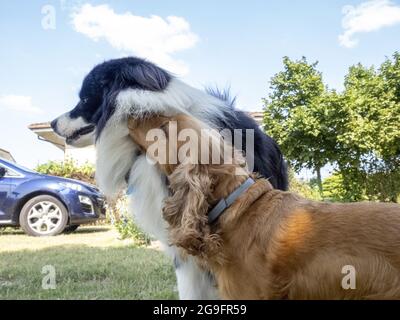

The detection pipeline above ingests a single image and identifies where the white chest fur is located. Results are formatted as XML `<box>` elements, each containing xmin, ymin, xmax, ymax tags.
<box><xmin>126</xmin><ymin>155</ymin><xmax>170</xmax><ymax>245</ymax></box>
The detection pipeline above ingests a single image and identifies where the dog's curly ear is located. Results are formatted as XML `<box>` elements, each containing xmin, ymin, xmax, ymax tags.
<box><xmin>163</xmin><ymin>164</ymin><xmax>221</xmax><ymax>257</ymax></box>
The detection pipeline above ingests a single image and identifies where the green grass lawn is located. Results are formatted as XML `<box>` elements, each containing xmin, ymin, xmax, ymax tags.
<box><xmin>0</xmin><ymin>226</ymin><xmax>178</xmax><ymax>299</ymax></box>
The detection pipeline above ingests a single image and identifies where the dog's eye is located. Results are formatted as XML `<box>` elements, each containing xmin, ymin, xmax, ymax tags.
<box><xmin>82</xmin><ymin>98</ymin><xmax>88</xmax><ymax>104</ymax></box>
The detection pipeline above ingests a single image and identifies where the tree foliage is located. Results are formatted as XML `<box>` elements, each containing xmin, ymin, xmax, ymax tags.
<box><xmin>263</xmin><ymin>53</ymin><xmax>400</xmax><ymax>202</ymax></box>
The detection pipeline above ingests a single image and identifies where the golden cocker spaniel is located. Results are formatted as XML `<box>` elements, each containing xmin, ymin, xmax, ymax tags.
<box><xmin>128</xmin><ymin>114</ymin><xmax>400</xmax><ymax>300</ymax></box>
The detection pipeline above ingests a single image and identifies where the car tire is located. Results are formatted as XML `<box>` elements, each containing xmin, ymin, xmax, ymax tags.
<box><xmin>63</xmin><ymin>225</ymin><xmax>79</xmax><ymax>234</ymax></box>
<box><xmin>19</xmin><ymin>195</ymin><xmax>69</xmax><ymax>237</ymax></box>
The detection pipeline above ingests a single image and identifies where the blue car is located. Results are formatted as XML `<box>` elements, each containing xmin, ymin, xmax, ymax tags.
<box><xmin>0</xmin><ymin>158</ymin><xmax>106</xmax><ymax>236</ymax></box>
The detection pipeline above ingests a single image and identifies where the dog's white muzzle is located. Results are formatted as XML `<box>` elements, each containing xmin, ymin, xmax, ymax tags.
<box><xmin>51</xmin><ymin>112</ymin><xmax>95</xmax><ymax>147</ymax></box>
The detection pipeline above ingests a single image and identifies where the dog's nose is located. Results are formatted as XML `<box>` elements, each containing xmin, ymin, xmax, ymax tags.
<box><xmin>50</xmin><ymin>119</ymin><xmax>57</xmax><ymax>130</ymax></box>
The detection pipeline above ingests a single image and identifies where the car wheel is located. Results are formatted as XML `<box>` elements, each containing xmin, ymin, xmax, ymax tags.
<box><xmin>19</xmin><ymin>195</ymin><xmax>68</xmax><ymax>236</ymax></box>
<box><xmin>63</xmin><ymin>225</ymin><xmax>79</xmax><ymax>234</ymax></box>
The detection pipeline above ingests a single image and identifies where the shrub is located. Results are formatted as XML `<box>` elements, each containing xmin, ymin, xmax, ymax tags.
<box><xmin>114</xmin><ymin>219</ymin><xmax>151</xmax><ymax>246</ymax></box>
<box><xmin>107</xmin><ymin>196</ymin><xmax>151</xmax><ymax>246</ymax></box>
<box><xmin>288</xmin><ymin>169</ymin><xmax>321</xmax><ymax>201</ymax></box>
<box><xmin>35</xmin><ymin>159</ymin><xmax>95</xmax><ymax>184</ymax></box>
<box><xmin>322</xmin><ymin>171</ymin><xmax>400</xmax><ymax>203</ymax></box>
<box><xmin>322</xmin><ymin>173</ymin><xmax>349</xmax><ymax>202</ymax></box>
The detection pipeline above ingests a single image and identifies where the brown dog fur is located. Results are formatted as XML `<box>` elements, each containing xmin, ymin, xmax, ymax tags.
<box><xmin>128</xmin><ymin>114</ymin><xmax>400</xmax><ymax>300</ymax></box>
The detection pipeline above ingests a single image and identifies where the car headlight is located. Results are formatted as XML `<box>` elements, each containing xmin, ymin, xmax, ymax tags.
<box><xmin>78</xmin><ymin>195</ymin><xmax>92</xmax><ymax>205</ymax></box>
<box><xmin>59</xmin><ymin>182</ymin><xmax>83</xmax><ymax>192</ymax></box>
<box><xmin>79</xmin><ymin>195</ymin><xmax>94</xmax><ymax>214</ymax></box>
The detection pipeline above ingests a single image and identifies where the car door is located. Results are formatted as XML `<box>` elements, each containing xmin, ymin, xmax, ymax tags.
<box><xmin>0</xmin><ymin>164</ymin><xmax>11</xmax><ymax>220</ymax></box>
<box><xmin>0</xmin><ymin>164</ymin><xmax>21</xmax><ymax>222</ymax></box>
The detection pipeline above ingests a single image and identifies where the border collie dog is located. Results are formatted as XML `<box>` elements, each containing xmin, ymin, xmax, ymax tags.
<box><xmin>51</xmin><ymin>57</ymin><xmax>288</xmax><ymax>299</ymax></box>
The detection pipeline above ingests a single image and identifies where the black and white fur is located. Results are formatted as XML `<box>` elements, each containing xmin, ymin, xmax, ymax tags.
<box><xmin>51</xmin><ymin>57</ymin><xmax>288</xmax><ymax>299</ymax></box>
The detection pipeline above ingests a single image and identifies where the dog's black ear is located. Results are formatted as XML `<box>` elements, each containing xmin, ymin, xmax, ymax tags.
<box><xmin>119</xmin><ymin>63</ymin><xmax>171</xmax><ymax>91</ymax></box>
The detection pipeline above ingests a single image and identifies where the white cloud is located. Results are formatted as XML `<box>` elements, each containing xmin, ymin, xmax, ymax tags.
<box><xmin>71</xmin><ymin>4</ymin><xmax>199</xmax><ymax>75</ymax></box>
<box><xmin>339</xmin><ymin>0</ymin><xmax>400</xmax><ymax>48</ymax></box>
<box><xmin>0</xmin><ymin>95</ymin><xmax>42</xmax><ymax>114</ymax></box>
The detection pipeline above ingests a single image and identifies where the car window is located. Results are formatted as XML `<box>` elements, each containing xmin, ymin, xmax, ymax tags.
<box><xmin>0</xmin><ymin>164</ymin><xmax>21</xmax><ymax>177</ymax></box>
<box><xmin>6</xmin><ymin>169</ymin><xmax>20</xmax><ymax>177</ymax></box>
<box><xmin>5</xmin><ymin>162</ymin><xmax>36</xmax><ymax>174</ymax></box>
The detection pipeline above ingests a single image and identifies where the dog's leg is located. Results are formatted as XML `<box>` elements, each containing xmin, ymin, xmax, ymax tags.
<box><xmin>174</xmin><ymin>255</ymin><xmax>219</xmax><ymax>300</ymax></box>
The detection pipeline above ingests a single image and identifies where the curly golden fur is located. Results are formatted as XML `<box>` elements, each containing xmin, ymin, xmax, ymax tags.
<box><xmin>128</xmin><ymin>115</ymin><xmax>240</xmax><ymax>259</ymax></box>
<box><xmin>128</xmin><ymin>114</ymin><xmax>400</xmax><ymax>300</ymax></box>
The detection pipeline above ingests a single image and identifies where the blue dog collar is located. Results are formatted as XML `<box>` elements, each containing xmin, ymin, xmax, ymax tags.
<box><xmin>126</xmin><ymin>185</ymin><xmax>135</xmax><ymax>195</ymax></box>
<box><xmin>208</xmin><ymin>177</ymin><xmax>255</xmax><ymax>224</ymax></box>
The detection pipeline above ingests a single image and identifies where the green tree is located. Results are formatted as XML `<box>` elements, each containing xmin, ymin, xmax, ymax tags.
<box><xmin>263</xmin><ymin>53</ymin><xmax>400</xmax><ymax>202</ymax></box>
<box><xmin>263</xmin><ymin>57</ymin><xmax>335</xmax><ymax>192</ymax></box>
<box><xmin>337</xmin><ymin>54</ymin><xmax>400</xmax><ymax>201</ymax></box>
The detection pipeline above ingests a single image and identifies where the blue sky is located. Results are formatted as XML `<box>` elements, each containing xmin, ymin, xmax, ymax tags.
<box><xmin>0</xmin><ymin>0</ymin><xmax>399</xmax><ymax>170</ymax></box>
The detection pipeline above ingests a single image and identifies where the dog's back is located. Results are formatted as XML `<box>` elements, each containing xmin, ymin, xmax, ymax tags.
<box><xmin>217</xmin><ymin>109</ymin><xmax>288</xmax><ymax>191</ymax></box>
<box><xmin>218</xmin><ymin>187</ymin><xmax>400</xmax><ymax>299</ymax></box>
<box><xmin>206</xmin><ymin>88</ymin><xmax>288</xmax><ymax>191</ymax></box>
